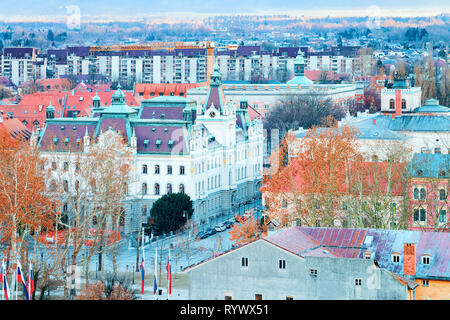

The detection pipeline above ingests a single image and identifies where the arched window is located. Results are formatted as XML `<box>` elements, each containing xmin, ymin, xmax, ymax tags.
<box><xmin>439</xmin><ymin>189</ymin><xmax>447</xmax><ymax>201</ymax></box>
<box><xmin>413</xmin><ymin>188</ymin><xmax>419</xmax><ymax>200</ymax></box>
<box><xmin>420</xmin><ymin>188</ymin><xmax>426</xmax><ymax>200</ymax></box>
<box><xmin>142</xmin><ymin>183</ymin><xmax>148</xmax><ymax>195</ymax></box>
<box><xmin>389</xmin><ymin>99</ymin><xmax>395</xmax><ymax>109</ymax></box>
<box><xmin>154</xmin><ymin>183</ymin><xmax>160</xmax><ymax>195</ymax></box>
<box><xmin>167</xmin><ymin>183</ymin><xmax>172</xmax><ymax>194</ymax></box>
<box><xmin>142</xmin><ymin>164</ymin><xmax>148</xmax><ymax>174</ymax></box>
<box><xmin>401</xmin><ymin>99</ymin><xmax>406</xmax><ymax>109</ymax></box>
<box><xmin>154</xmin><ymin>165</ymin><xmax>160</xmax><ymax>174</ymax></box>
<box><xmin>179</xmin><ymin>184</ymin><xmax>185</xmax><ymax>194</ymax></box>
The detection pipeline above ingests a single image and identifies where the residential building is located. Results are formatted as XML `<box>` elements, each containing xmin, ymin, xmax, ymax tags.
<box><xmin>185</xmin><ymin>227</ymin><xmax>439</xmax><ymax>300</ymax></box>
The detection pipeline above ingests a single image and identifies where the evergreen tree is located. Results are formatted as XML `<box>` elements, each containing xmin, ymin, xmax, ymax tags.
<box><xmin>150</xmin><ymin>193</ymin><xmax>194</xmax><ymax>235</ymax></box>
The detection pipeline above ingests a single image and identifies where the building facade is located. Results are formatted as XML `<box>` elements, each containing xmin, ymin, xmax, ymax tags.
<box><xmin>37</xmin><ymin>66</ymin><xmax>264</xmax><ymax>234</ymax></box>
<box><xmin>185</xmin><ymin>228</ymin><xmax>417</xmax><ymax>300</ymax></box>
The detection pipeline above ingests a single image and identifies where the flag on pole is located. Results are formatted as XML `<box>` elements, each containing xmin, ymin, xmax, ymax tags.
<box><xmin>27</xmin><ymin>263</ymin><xmax>34</xmax><ymax>300</ymax></box>
<box><xmin>153</xmin><ymin>248</ymin><xmax>158</xmax><ymax>295</ymax></box>
<box><xmin>0</xmin><ymin>260</ymin><xmax>3</xmax><ymax>283</ymax></box>
<box><xmin>17</xmin><ymin>261</ymin><xmax>29</xmax><ymax>300</ymax></box>
<box><xmin>2</xmin><ymin>260</ymin><xmax>8</xmax><ymax>300</ymax></box>
<box><xmin>166</xmin><ymin>248</ymin><xmax>172</xmax><ymax>296</ymax></box>
<box><xmin>140</xmin><ymin>228</ymin><xmax>145</xmax><ymax>295</ymax></box>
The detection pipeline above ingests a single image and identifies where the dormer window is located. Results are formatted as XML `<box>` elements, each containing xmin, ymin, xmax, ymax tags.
<box><xmin>143</xmin><ymin>139</ymin><xmax>149</xmax><ymax>149</ymax></box>
<box><xmin>155</xmin><ymin>139</ymin><xmax>161</xmax><ymax>149</ymax></box>
<box><xmin>53</xmin><ymin>137</ymin><xmax>59</xmax><ymax>145</ymax></box>
<box><xmin>392</xmin><ymin>253</ymin><xmax>400</xmax><ymax>263</ymax></box>
<box><xmin>168</xmin><ymin>140</ymin><xmax>174</xmax><ymax>150</ymax></box>
<box><xmin>421</xmin><ymin>255</ymin><xmax>431</xmax><ymax>265</ymax></box>
<box><xmin>364</xmin><ymin>252</ymin><xmax>371</xmax><ymax>260</ymax></box>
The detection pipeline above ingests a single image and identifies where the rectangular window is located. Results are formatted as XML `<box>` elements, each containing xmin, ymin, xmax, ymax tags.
<box><xmin>279</xmin><ymin>260</ymin><xmax>286</xmax><ymax>269</ymax></box>
<box><xmin>286</xmin><ymin>296</ymin><xmax>293</xmax><ymax>300</ymax></box>
<box><xmin>439</xmin><ymin>210</ymin><xmax>447</xmax><ymax>223</ymax></box>
<box><xmin>167</xmin><ymin>165</ymin><xmax>172</xmax><ymax>175</ymax></box>
<box><xmin>392</xmin><ymin>254</ymin><xmax>400</xmax><ymax>263</ymax></box>
<box><xmin>355</xmin><ymin>279</ymin><xmax>362</xmax><ymax>286</ymax></box>
<box><xmin>310</xmin><ymin>269</ymin><xmax>318</xmax><ymax>276</ymax></box>
<box><xmin>241</xmin><ymin>257</ymin><xmax>248</xmax><ymax>267</ymax></box>
<box><xmin>422</xmin><ymin>256</ymin><xmax>430</xmax><ymax>265</ymax></box>
<box><xmin>422</xmin><ymin>280</ymin><xmax>429</xmax><ymax>287</ymax></box>
<box><xmin>180</xmin><ymin>165</ymin><xmax>185</xmax><ymax>175</ymax></box>
<box><xmin>255</xmin><ymin>294</ymin><xmax>262</xmax><ymax>300</ymax></box>
<box><xmin>63</xmin><ymin>162</ymin><xmax>69</xmax><ymax>171</ymax></box>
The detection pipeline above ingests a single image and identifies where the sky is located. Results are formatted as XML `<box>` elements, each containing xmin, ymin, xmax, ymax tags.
<box><xmin>0</xmin><ymin>0</ymin><xmax>448</xmax><ymax>21</ymax></box>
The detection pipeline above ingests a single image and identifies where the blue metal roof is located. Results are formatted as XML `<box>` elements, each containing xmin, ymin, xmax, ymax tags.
<box><xmin>408</xmin><ymin>153</ymin><xmax>450</xmax><ymax>178</ymax></box>
<box><xmin>369</xmin><ymin>114</ymin><xmax>450</xmax><ymax>132</ymax></box>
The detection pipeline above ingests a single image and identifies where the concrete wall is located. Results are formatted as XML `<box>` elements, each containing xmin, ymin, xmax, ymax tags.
<box><xmin>187</xmin><ymin>240</ymin><xmax>409</xmax><ymax>300</ymax></box>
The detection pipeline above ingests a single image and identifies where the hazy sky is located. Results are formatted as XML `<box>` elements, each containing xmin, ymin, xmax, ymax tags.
<box><xmin>0</xmin><ymin>0</ymin><xmax>447</xmax><ymax>20</ymax></box>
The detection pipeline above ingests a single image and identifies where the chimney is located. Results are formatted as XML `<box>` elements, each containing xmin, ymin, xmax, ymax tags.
<box><xmin>395</xmin><ymin>90</ymin><xmax>402</xmax><ymax>117</ymax></box>
<box><xmin>403</xmin><ymin>243</ymin><xmax>416</xmax><ymax>277</ymax></box>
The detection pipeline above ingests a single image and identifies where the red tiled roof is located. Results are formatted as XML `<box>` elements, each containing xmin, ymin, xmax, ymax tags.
<box><xmin>134</xmin><ymin>83</ymin><xmax>205</xmax><ymax>101</ymax></box>
<box><xmin>0</xmin><ymin>118</ymin><xmax>32</xmax><ymax>139</ymax></box>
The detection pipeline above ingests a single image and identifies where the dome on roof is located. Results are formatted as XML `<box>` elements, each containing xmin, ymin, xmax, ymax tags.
<box><xmin>46</xmin><ymin>101</ymin><xmax>55</xmax><ymax>111</ymax></box>
<box><xmin>112</xmin><ymin>86</ymin><xmax>125</xmax><ymax>99</ymax></box>
<box><xmin>93</xmin><ymin>91</ymin><xmax>100</xmax><ymax>101</ymax></box>
<box><xmin>413</xmin><ymin>98</ymin><xmax>449</xmax><ymax>113</ymax></box>
<box><xmin>424</xmin><ymin>98</ymin><xmax>439</xmax><ymax>105</ymax></box>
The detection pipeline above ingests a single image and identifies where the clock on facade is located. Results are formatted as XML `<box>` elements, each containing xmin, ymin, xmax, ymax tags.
<box><xmin>209</xmin><ymin>111</ymin><xmax>216</xmax><ymax>118</ymax></box>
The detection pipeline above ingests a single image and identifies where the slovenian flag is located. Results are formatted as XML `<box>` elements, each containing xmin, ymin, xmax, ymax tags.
<box><xmin>2</xmin><ymin>261</ymin><xmax>8</xmax><ymax>300</ymax></box>
<box><xmin>153</xmin><ymin>248</ymin><xmax>158</xmax><ymax>295</ymax></box>
<box><xmin>17</xmin><ymin>261</ymin><xmax>30</xmax><ymax>300</ymax></box>
<box><xmin>166</xmin><ymin>248</ymin><xmax>172</xmax><ymax>296</ymax></box>
<box><xmin>27</xmin><ymin>264</ymin><xmax>34</xmax><ymax>300</ymax></box>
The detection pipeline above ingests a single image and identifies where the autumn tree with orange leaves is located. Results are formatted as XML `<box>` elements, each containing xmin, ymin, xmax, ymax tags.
<box><xmin>0</xmin><ymin>127</ymin><xmax>58</xmax><ymax>293</ymax></box>
<box><xmin>42</xmin><ymin>129</ymin><xmax>134</xmax><ymax>297</ymax></box>
<box><xmin>261</xmin><ymin>116</ymin><xmax>411</xmax><ymax>230</ymax></box>
<box><xmin>229</xmin><ymin>210</ymin><xmax>268</xmax><ymax>246</ymax></box>
<box><xmin>261</xmin><ymin>117</ymin><xmax>363</xmax><ymax>228</ymax></box>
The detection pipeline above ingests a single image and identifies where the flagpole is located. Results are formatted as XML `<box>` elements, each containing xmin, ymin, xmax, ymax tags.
<box><xmin>154</xmin><ymin>247</ymin><xmax>157</xmax><ymax>300</ymax></box>
<box><xmin>141</xmin><ymin>227</ymin><xmax>145</xmax><ymax>300</ymax></box>
<box><xmin>14</xmin><ymin>265</ymin><xmax>17</xmax><ymax>300</ymax></box>
<box><xmin>167</xmin><ymin>248</ymin><xmax>170</xmax><ymax>300</ymax></box>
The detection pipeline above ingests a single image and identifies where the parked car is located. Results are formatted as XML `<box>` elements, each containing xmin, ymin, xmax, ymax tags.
<box><xmin>195</xmin><ymin>231</ymin><xmax>208</xmax><ymax>239</ymax></box>
<box><xmin>205</xmin><ymin>228</ymin><xmax>216</xmax><ymax>236</ymax></box>
<box><xmin>223</xmin><ymin>221</ymin><xmax>234</xmax><ymax>229</ymax></box>
<box><xmin>214</xmin><ymin>224</ymin><xmax>226</xmax><ymax>232</ymax></box>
